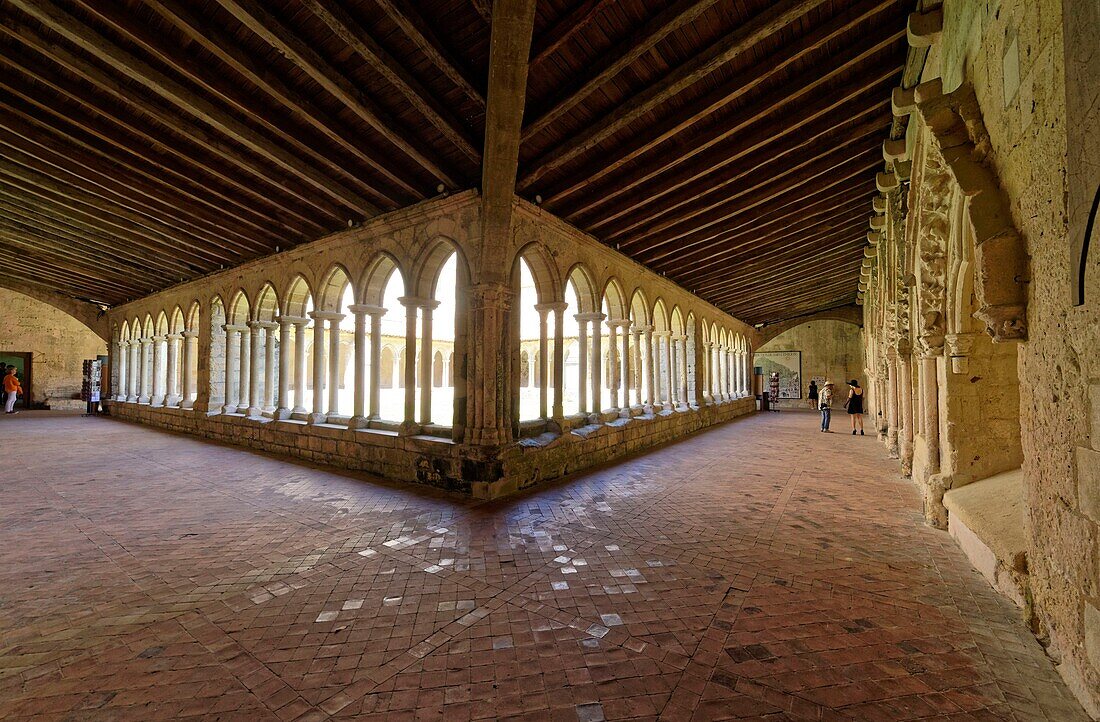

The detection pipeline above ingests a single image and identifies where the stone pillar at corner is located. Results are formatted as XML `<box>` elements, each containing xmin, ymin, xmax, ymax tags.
<box><xmin>464</xmin><ymin>282</ymin><xmax>514</xmax><ymax>447</ymax></box>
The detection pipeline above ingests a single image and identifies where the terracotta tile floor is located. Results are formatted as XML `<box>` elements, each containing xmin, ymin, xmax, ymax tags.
<box><xmin>0</xmin><ymin>410</ymin><xmax>1087</xmax><ymax>721</ymax></box>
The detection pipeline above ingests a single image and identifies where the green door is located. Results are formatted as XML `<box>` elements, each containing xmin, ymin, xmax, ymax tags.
<box><xmin>0</xmin><ymin>352</ymin><xmax>31</xmax><ymax>409</ymax></box>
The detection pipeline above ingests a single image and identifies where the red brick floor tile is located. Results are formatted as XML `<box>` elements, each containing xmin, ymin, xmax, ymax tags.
<box><xmin>0</xmin><ymin>411</ymin><xmax>1089</xmax><ymax>720</ymax></box>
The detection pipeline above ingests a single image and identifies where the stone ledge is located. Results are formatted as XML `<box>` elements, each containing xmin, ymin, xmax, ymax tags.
<box><xmin>943</xmin><ymin>468</ymin><xmax>1028</xmax><ymax>608</ymax></box>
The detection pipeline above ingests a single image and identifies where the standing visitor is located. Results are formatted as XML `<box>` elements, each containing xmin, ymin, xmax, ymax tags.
<box><xmin>4</xmin><ymin>366</ymin><xmax>21</xmax><ymax>414</ymax></box>
<box><xmin>846</xmin><ymin>379</ymin><xmax>865</xmax><ymax>435</ymax></box>
<box><xmin>819</xmin><ymin>380</ymin><xmax>834</xmax><ymax>432</ymax></box>
<box><xmin>807</xmin><ymin>379</ymin><xmax>818</xmax><ymax>409</ymax></box>
<box><xmin>768</xmin><ymin>371</ymin><xmax>780</xmax><ymax>412</ymax></box>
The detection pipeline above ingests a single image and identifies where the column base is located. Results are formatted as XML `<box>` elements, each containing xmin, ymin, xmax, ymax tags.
<box><xmin>348</xmin><ymin>415</ymin><xmax>369</xmax><ymax>429</ymax></box>
<box><xmin>118</xmin><ymin>394</ymin><xmax>129</xmax><ymax>402</ymax></box>
<box><xmin>398</xmin><ymin>420</ymin><xmax>420</xmax><ymax>436</ymax></box>
<box><xmin>275</xmin><ymin>408</ymin><xmax>292</xmax><ymax>420</ymax></box>
<box><xmin>138</xmin><ymin>395</ymin><xmax>151</xmax><ymax>404</ymax></box>
<box><xmin>307</xmin><ymin>412</ymin><xmax>327</xmax><ymax>425</ymax></box>
<box><xmin>222</xmin><ymin>404</ymin><xmax>238</xmax><ymax>414</ymax></box>
<box><xmin>181</xmin><ymin>399</ymin><xmax>195</xmax><ymax>410</ymax></box>
<box><xmin>247</xmin><ymin>406</ymin><xmax>264</xmax><ymax>418</ymax></box>
<box><xmin>165</xmin><ymin>395</ymin><xmax>180</xmax><ymax>407</ymax></box>
<box><xmin>618</xmin><ymin>407</ymin><xmax>631</xmax><ymax>419</ymax></box>
<box><xmin>642</xmin><ymin>404</ymin><xmax>654</xmax><ymax>415</ymax></box>
<box><xmin>150</xmin><ymin>397</ymin><xmax>165</xmax><ymax>408</ymax></box>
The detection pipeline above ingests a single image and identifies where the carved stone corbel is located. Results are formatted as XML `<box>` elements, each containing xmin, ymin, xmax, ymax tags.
<box><xmin>914</xmin><ymin>80</ymin><xmax>1029</xmax><ymax>341</ymax></box>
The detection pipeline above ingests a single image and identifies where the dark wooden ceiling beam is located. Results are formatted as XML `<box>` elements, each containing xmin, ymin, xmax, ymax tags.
<box><xmin>74</xmin><ymin>0</ymin><xmax>403</xmax><ymax>211</ymax></box>
<box><xmin>602</xmin><ymin>110</ymin><xmax>889</xmax><ymax>244</ymax></box>
<box><xmin>0</xmin><ymin>169</ymin><xmax>229</xmax><ymax>270</ymax></box>
<box><xmin>0</xmin><ymin>37</ymin><xmax>326</xmax><ymax>235</ymax></box>
<box><xmin>551</xmin><ymin>32</ymin><xmax>904</xmax><ymax>218</ymax></box>
<box><xmin>0</xmin><ymin>204</ymin><xmax>189</xmax><ymax>279</ymax></box>
<box><xmin>371</xmin><ymin>0</ymin><xmax>485</xmax><ymax>108</ymax></box>
<box><xmin>303</xmin><ymin>0</ymin><xmax>480</xmax><ymax>163</ymax></box>
<box><xmin>723</xmin><ymin>278</ymin><xmax>860</xmax><ymax>321</ymax></box>
<box><xmin>0</xmin><ymin>130</ymin><xmax>267</xmax><ymax>256</ymax></box>
<box><xmin>639</xmin><ymin>178</ymin><xmax>871</xmax><ymax>267</ymax></box>
<box><xmin>0</xmin><ymin>158</ymin><xmax>243</xmax><ymax>265</ymax></box>
<box><xmin>712</xmin><ymin>250</ymin><xmax>865</xmax><ymax>300</ymax></box>
<box><xmin>469</xmin><ymin>0</ymin><xmax>492</xmax><ymax>24</ymax></box>
<box><xmin>522</xmin><ymin>0</ymin><xmax>859</xmax><ymax>191</ymax></box>
<box><xmin>8</xmin><ymin>0</ymin><xmax>376</xmax><ymax>218</ymax></box>
<box><xmin>0</xmin><ymin>269</ymin><xmax>126</xmax><ymax>306</ymax></box>
<box><xmin>0</xmin><ymin>228</ymin><xmax>159</xmax><ymax>291</ymax></box>
<box><xmin>529</xmin><ymin>0</ymin><xmax>617</xmax><ymax>67</ymax></box>
<box><xmin>148</xmin><ymin>0</ymin><xmax>420</xmax><ymax>204</ymax></box>
<box><xmin>621</xmin><ymin>151</ymin><xmax>880</xmax><ymax>255</ymax></box>
<box><xmin>0</xmin><ymin>246</ymin><xmax>135</xmax><ymax>298</ymax></box>
<box><xmin>656</xmin><ymin>197</ymin><xmax>870</xmax><ymax>280</ymax></box>
<box><xmin>522</xmin><ymin>0</ymin><xmax>722</xmax><ymax>142</ymax></box>
<box><xmin>214</xmin><ymin>0</ymin><xmax>461</xmax><ymax>187</ymax></box>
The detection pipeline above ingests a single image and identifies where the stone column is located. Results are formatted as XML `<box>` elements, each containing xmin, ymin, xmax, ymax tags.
<box><xmin>921</xmin><ymin>354</ymin><xmax>940</xmax><ymax>475</ymax></box>
<box><xmin>550</xmin><ymin>303</ymin><xmax>567</xmax><ymax>421</ymax></box>
<box><xmin>347</xmin><ymin>305</ymin><xmax>370</xmax><ymax>428</ymax></box>
<box><xmin>606</xmin><ymin>319</ymin><xmax>619</xmax><ymax>411</ymax></box>
<box><xmin>245</xmin><ymin>322</ymin><xmax>263</xmax><ymax>417</ymax></box>
<box><xmin>590</xmin><ymin>313</ymin><xmax>606</xmax><ymax>413</ymax></box>
<box><xmin>292</xmin><ymin>319</ymin><xmax>308</xmax><ymax>415</ymax></box>
<box><xmin>128</xmin><ymin>340</ymin><xmax>140</xmax><ymax>401</ymax></box>
<box><xmin>165</xmin><ymin>333</ymin><xmax>181</xmax><ymax>406</ymax></box>
<box><xmin>642</xmin><ymin>325</ymin><xmax>655</xmax><ymax>412</ymax></box>
<box><xmin>464</xmin><ymin>283</ymin><xmax>513</xmax><ymax>445</ymax></box>
<box><xmin>322</xmin><ymin>314</ymin><xmax>345</xmax><ymax>416</ymax></box>
<box><xmin>307</xmin><ymin>312</ymin><xmax>327</xmax><ymax>424</ymax></box>
<box><xmin>398</xmin><ymin>297</ymin><xmax>420</xmax><ymax>433</ymax></box>
<box><xmin>238</xmin><ymin>326</ymin><xmax>250</xmax><ymax>416</ymax></box>
<box><xmin>419</xmin><ymin>301</ymin><xmax>439</xmax><ymax>425</ymax></box>
<box><xmin>655</xmin><ymin>331</ymin><xmax>672</xmax><ymax>410</ymax></box>
<box><xmin>617</xmin><ymin>320</ymin><xmax>631</xmax><ymax>417</ymax></box>
<box><xmin>259</xmin><ymin>322</ymin><xmax>277</xmax><ymax>413</ymax></box>
<box><xmin>275</xmin><ymin>317</ymin><xmax>296</xmax><ymax>418</ymax></box>
<box><xmin>222</xmin><ymin>325</ymin><xmax>240</xmax><ymax>413</ymax></box>
<box><xmin>117</xmin><ymin>341</ymin><xmax>129</xmax><ymax>401</ymax></box>
<box><xmin>366</xmin><ymin>307</ymin><xmax>386</xmax><ymax>420</ymax></box>
<box><xmin>135</xmin><ymin>338</ymin><xmax>151</xmax><ymax>404</ymax></box>
<box><xmin>673</xmin><ymin>334</ymin><xmax>682</xmax><ymax>409</ymax></box>
<box><xmin>945</xmin><ymin>332</ymin><xmax>976</xmax><ymax>375</ymax></box>
<box><xmin>885</xmin><ymin>348</ymin><xmax>899</xmax><ymax>457</ymax></box>
<box><xmin>574</xmin><ymin>313</ymin><xmax>589</xmax><ymax>415</ymax></box>
<box><xmin>897</xmin><ymin>342</ymin><xmax>914</xmax><ymax>475</ymax></box>
<box><xmin>181</xmin><ymin>332</ymin><xmax>197</xmax><ymax>408</ymax></box>
<box><xmin>534</xmin><ymin>303</ymin><xmax>551</xmax><ymax>419</ymax></box>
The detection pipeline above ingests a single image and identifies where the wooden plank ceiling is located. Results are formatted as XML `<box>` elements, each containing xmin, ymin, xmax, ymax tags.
<box><xmin>0</xmin><ymin>0</ymin><xmax>909</xmax><ymax>324</ymax></box>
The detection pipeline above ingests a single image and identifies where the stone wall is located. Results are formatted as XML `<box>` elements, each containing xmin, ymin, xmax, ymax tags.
<box><xmin>863</xmin><ymin>0</ymin><xmax>1100</xmax><ymax>714</ymax></box>
<box><xmin>0</xmin><ymin>288</ymin><xmax>106</xmax><ymax>409</ymax></box>
<box><xmin>756</xmin><ymin>320</ymin><xmax>864</xmax><ymax>408</ymax></box>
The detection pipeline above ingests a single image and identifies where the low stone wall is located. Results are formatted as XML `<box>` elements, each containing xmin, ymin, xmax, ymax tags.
<box><xmin>108</xmin><ymin>398</ymin><xmax>756</xmax><ymax>498</ymax></box>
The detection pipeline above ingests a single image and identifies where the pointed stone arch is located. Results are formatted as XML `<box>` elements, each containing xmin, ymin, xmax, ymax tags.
<box><xmin>360</xmin><ymin>253</ymin><xmax>404</xmax><ymax>306</ymax></box>
<box><xmin>601</xmin><ymin>277</ymin><xmax>627</xmax><ymax>321</ymax></box>
<box><xmin>283</xmin><ymin>276</ymin><xmax>314</xmax><ymax>317</ymax></box>
<box><xmin>566</xmin><ymin>264</ymin><xmax>598</xmax><ymax>314</ymax></box>
<box><xmin>254</xmin><ymin>283</ymin><xmax>280</xmax><ymax>322</ymax></box>
<box><xmin>317</xmin><ymin>265</ymin><xmax>352</xmax><ymax>312</ymax></box>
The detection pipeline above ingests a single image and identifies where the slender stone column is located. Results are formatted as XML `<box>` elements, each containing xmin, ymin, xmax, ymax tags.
<box><xmin>292</xmin><ymin>319</ymin><xmax>308</xmax><ymax>414</ymax></box>
<box><xmin>653</xmin><ymin>331</ymin><xmax>670</xmax><ymax>410</ymax></box>
<box><xmin>419</xmin><ymin>301</ymin><xmax>439</xmax><ymax>425</ymax></box>
<box><xmin>347</xmin><ymin>305</ymin><xmax>370</xmax><ymax>428</ymax></box>
<box><xmin>116</xmin><ymin>341</ymin><xmax>129</xmax><ymax>401</ymax></box>
<box><xmin>307</xmin><ymin>312</ymin><xmax>328</xmax><ymax>424</ymax></box>
<box><xmin>367</xmin><ymin>307</ymin><xmax>386</xmax><ymax>420</ymax></box>
<box><xmin>641</xmin><ymin>325</ymin><xmax>655</xmax><ymax>412</ymax></box>
<box><xmin>534</xmin><ymin>304</ymin><xmax>550</xmax><ymax>419</ymax></box>
<box><xmin>549</xmin><ymin>303</ymin><xmax>567</xmax><ymax>421</ymax></box>
<box><xmin>616</xmin><ymin>320</ymin><xmax>631</xmax><ymax>416</ymax></box>
<box><xmin>398</xmin><ymin>297</ymin><xmax>421</xmax><ymax>433</ymax></box>
<box><xmin>222</xmin><ymin>325</ymin><xmax>240</xmax><ymax>413</ymax></box>
<box><xmin>245</xmin><ymin>322</ymin><xmax>263</xmax><ymax>417</ymax></box>
<box><xmin>238</xmin><ymin>326</ymin><xmax>251</xmax><ymax>416</ymax></box>
<box><xmin>921</xmin><ymin>354</ymin><xmax>940</xmax><ymax>474</ymax></box>
<box><xmin>590</xmin><ymin>313</ymin><xmax>606</xmax><ymax>413</ymax></box>
<box><xmin>322</xmin><ymin>314</ymin><xmax>345</xmax><ymax>416</ymax></box>
<box><xmin>897</xmin><ymin>342</ymin><xmax>914</xmax><ymax>474</ymax></box>
<box><xmin>677</xmin><ymin>334</ymin><xmax>689</xmax><ymax>409</ymax></box>
<box><xmin>885</xmin><ymin>349</ymin><xmax>899</xmax><ymax>457</ymax></box>
<box><xmin>606</xmin><ymin>319</ymin><xmax>619</xmax><ymax>411</ymax></box>
<box><xmin>128</xmin><ymin>340</ymin><xmax>140</xmax><ymax>401</ymax></box>
<box><xmin>258</xmin><ymin>322</ymin><xmax>277</xmax><ymax>413</ymax></box>
<box><xmin>165</xmin><ymin>333</ymin><xmax>181</xmax><ymax>406</ymax></box>
<box><xmin>274</xmin><ymin>317</ymin><xmax>294</xmax><ymax>417</ymax></box>
<box><xmin>135</xmin><ymin>338</ymin><xmax>151</xmax><ymax>404</ymax></box>
<box><xmin>574</xmin><ymin>313</ymin><xmax>588</xmax><ymax>415</ymax></box>
<box><xmin>181</xmin><ymin>332</ymin><xmax>196</xmax><ymax>409</ymax></box>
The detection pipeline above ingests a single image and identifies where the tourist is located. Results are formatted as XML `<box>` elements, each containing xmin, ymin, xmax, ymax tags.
<box><xmin>768</xmin><ymin>371</ymin><xmax>780</xmax><ymax>411</ymax></box>
<box><xmin>4</xmin><ymin>366</ymin><xmax>21</xmax><ymax>414</ymax></box>
<box><xmin>819</xmin><ymin>381</ymin><xmax>834</xmax><ymax>432</ymax></box>
<box><xmin>807</xmin><ymin>379</ymin><xmax>818</xmax><ymax>409</ymax></box>
<box><xmin>846</xmin><ymin>379</ymin><xmax>865</xmax><ymax>435</ymax></box>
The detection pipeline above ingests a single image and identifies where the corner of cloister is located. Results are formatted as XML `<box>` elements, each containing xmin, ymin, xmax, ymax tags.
<box><xmin>2</xmin><ymin>0</ymin><xmax>1099</xmax><ymax>719</ymax></box>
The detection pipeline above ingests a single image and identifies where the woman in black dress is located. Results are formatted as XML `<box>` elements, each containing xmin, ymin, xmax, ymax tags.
<box><xmin>807</xmin><ymin>380</ymin><xmax>818</xmax><ymax>409</ymax></box>
<box><xmin>846</xmin><ymin>379</ymin><xmax>865</xmax><ymax>435</ymax></box>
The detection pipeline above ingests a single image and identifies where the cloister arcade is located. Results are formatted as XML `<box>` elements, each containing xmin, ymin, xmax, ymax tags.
<box><xmin>108</xmin><ymin>195</ymin><xmax>756</xmax><ymax>494</ymax></box>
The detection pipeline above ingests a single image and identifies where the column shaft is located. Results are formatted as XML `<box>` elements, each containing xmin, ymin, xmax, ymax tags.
<box><xmin>165</xmin><ymin>334</ymin><xmax>180</xmax><ymax>405</ymax></box>
<box><xmin>537</xmin><ymin>309</ymin><xmax>549</xmax><ymax>419</ymax></box>
<box><xmin>263</xmin><ymin>326</ymin><xmax>276</xmax><ymax>411</ymax></box>
<box><xmin>248</xmin><ymin>324</ymin><xmax>263</xmax><ymax>415</ymax></box>
<box><xmin>293</xmin><ymin>322</ymin><xmax>307</xmax><ymax>413</ymax></box>
<box><xmin>552</xmin><ymin>307</ymin><xmax>565</xmax><ymax>420</ymax></box>
<box><xmin>181</xmin><ymin>332</ymin><xmax>196</xmax><ymax>408</ymax></box>
<box><xmin>310</xmin><ymin>315</ymin><xmax>326</xmax><ymax>422</ymax></box>
<box><xmin>369</xmin><ymin>312</ymin><xmax>384</xmax><ymax>420</ymax></box>
<box><xmin>327</xmin><ymin>318</ymin><xmax>343</xmax><ymax>415</ymax></box>
<box><xmin>222</xmin><ymin>326</ymin><xmax>238</xmax><ymax>413</ymax></box>
<box><xmin>576</xmin><ymin>316</ymin><xmax>588</xmax><ymax>415</ymax></box>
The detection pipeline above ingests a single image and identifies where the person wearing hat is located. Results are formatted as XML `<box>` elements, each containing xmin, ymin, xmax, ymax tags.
<box><xmin>845</xmin><ymin>379</ymin><xmax>865</xmax><ymax>435</ymax></box>
<box><xmin>818</xmin><ymin>381</ymin><xmax>834</xmax><ymax>432</ymax></box>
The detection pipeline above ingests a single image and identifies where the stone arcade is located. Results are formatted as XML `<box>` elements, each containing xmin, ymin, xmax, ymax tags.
<box><xmin>1</xmin><ymin>0</ymin><xmax>1099</xmax><ymax>719</ymax></box>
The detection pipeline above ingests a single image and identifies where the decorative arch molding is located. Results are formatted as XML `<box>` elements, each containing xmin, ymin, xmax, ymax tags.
<box><xmin>911</xmin><ymin>79</ymin><xmax>1029</xmax><ymax>341</ymax></box>
<box><xmin>0</xmin><ymin>278</ymin><xmax>109</xmax><ymax>341</ymax></box>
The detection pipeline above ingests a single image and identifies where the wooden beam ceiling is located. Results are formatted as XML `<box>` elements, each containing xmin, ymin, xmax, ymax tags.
<box><xmin>0</xmin><ymin>0</ymin><xmax>910</xmax><ymax>322</ymax></box>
